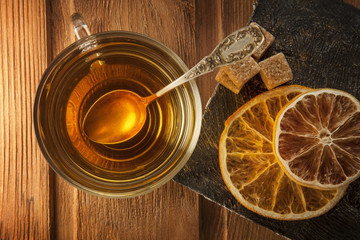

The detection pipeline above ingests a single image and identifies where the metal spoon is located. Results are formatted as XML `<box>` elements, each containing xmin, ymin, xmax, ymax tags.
<box><xmin>83</xmin><ymin>25</ymin><xmax>265</xmax><ymax>144</ymax></box>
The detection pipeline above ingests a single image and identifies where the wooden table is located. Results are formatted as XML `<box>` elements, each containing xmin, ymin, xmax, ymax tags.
<box><xmin>1</xmin><ymin>0</ymin><xmax>359</xmax><ymax>239</ymax></box>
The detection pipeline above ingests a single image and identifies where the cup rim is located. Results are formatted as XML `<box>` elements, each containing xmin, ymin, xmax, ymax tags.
<box><xmin>34</xmin><ymin>30</ymin><xmax>202</xmax><ymax>197</ymax></box>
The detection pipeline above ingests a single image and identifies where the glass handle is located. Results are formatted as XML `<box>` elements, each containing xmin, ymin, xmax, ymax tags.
<box><xmin>70</xmin><ymin>13</ymin><xmax>103</xmax><ymax>67</ymax></box>
<box><xmin>71</xmin><ymin>13</ymin><xmax>91</xmax><ymax>40</ymax></box>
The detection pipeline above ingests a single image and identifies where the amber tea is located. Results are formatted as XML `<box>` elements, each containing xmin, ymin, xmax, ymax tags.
<box><xmin>34</xmin><ymin>32</ymin><xmax>202</xmax><ymax>197</ymax></box>
<box><xmin>66</xmin><ymin>58</ymin><xmax>183</xmax><ymax>178</ymax></box>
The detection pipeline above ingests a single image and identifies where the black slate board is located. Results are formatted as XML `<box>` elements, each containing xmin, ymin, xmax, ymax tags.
<box><xmin>174</xmin><ymin>0</ymin><xmax>360</xmax><ymax>239</ymax></box>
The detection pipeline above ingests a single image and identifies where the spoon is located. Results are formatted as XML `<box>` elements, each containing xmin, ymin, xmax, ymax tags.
<box><xmin>83</xmin><ymin>25</ymin><xmax>265</xmax><ymax>144</ymax></box>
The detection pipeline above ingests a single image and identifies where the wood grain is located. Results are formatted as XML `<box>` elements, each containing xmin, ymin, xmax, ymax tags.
<box><xmin>0</xmin><ymin>0</ymin><xmax>51</xmax><ymax>239</ymax></box>
<box><xmin>1</xmin><ymin>0</ymin><xmax>359</xmax><ymax>239</ymax></box>
<box><xmin>45</xmin><ymin>2</ymin><xmax>79</xmax><ymax>239</ymax></box>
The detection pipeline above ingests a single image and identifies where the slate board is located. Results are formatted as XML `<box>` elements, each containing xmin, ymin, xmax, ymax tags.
<box><xmin>173</xmin><ymin>0</ymin><xmax>360</xmax><ymax>239</ymax></box>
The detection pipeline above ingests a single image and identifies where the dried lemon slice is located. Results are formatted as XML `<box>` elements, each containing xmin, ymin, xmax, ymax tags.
<box><xmin>274</xmin><ymin>89</ymin><xmax>360</xmax><ymax>189</ymax></box>
<box><xmin>219</xmin><ymin>85</ymin><xmax>347</xmax><ymax>220</ymax></box>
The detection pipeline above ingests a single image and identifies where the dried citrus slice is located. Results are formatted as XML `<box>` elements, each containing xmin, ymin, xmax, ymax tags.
<box><xmin>219</xmin><ymin>85</ymin><xmax>347</xmax><ymax>220</ymax></box>
<box><xmin>274</xmin><ymin>89</ymin><xmax>360</xmax><ymax>190</ymax></box>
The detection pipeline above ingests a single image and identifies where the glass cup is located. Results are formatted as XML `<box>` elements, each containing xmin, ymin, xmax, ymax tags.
<box><xmin>34</xmin><ymin>13</ymin><xmax>202</xmax><ymax>197</ymax></box>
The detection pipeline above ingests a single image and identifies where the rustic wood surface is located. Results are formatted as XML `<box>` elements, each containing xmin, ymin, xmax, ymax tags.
<box><xmin>0</xmin><ymin>0</ymin><xmax>359</xmax><ymax>239</ymax></box>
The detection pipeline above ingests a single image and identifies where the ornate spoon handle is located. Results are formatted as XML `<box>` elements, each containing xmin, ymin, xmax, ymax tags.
<box><xmin>156</xmin><ymin>24</ymin><xmax>265</xmax><ymax>97</ymax></box>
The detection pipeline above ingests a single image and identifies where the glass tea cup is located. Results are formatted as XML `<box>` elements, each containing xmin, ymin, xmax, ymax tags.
<box><xmin>34</xmin><ymin>13</ymin><xmax>202</xmax><ymax>197</ymax></box>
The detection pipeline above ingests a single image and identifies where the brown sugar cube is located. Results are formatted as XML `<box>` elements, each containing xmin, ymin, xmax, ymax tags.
<box><xmin>258</xmin><ymin>52</ymin><xmax>293</xmax><ymax>90</ymax></box>
<box><xmin>223</xmin><ymin>56</ymin><xmax>260</xmax><ymax>88</ymax></box>
<box><xmin>250</xmin><ymin>22</ymin><xmax>275</xmax><ymax>60</ymax></box>
<box><xmin>215</xmin><ymin>68</ymin><xmax>241</xmax><ymax>94</ymax></box>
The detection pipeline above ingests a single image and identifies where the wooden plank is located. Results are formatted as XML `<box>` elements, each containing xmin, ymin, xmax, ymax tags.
<box><xmin>47</xmin><ymin>0</ymin><xmax>199</xmax><ymax>239</ymax></box>
<box><xmin>194</xmin><ymin>0</ymin><xmax>223</xmax><ymax>108</ymax></box>
<box><xmin>0</xmin><ymin>0</ymin><xmax>51</xmax><ymax>239</ymax></box>
<box><xmin>44</xmin><ymin>2</ymin><xmax>79</xmax><ymax>239</ymax></box>
<box><xmin>3</xmin><ymin>0</ymin><xmax>358</xmax><ymax>239</ymax></box>
<box><xmin>193</xmin><ymin>0</ymin><xmax>227</xmax><ymax>238</ymax></box>
<box><xmin>227</xmin><ymin>212</ymin><xmax>285</xmax><ymax>240</ymax></box>
<box><xmin>76</xmin><ymin>181</ymin><xmax>198</xmax><ymax>239</ymax></box>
